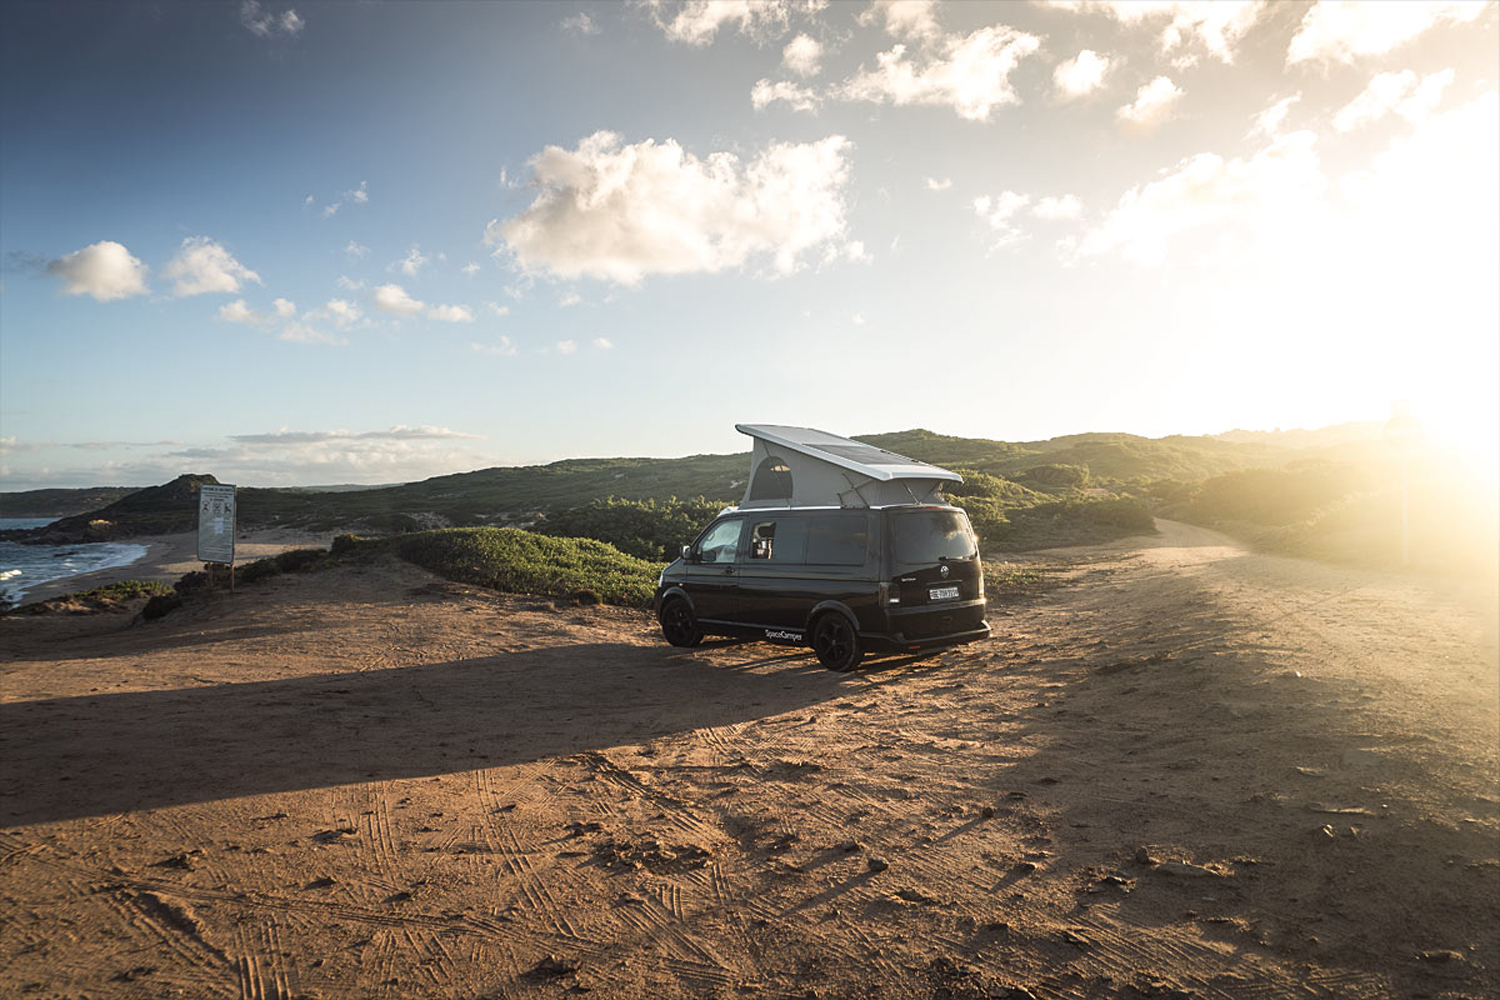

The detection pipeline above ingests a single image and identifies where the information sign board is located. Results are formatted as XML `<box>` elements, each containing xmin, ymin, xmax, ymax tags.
<box><xmin>197</xmin><ymin>483</ymin><xmax>237</xmax><ymax>565</ymax></box>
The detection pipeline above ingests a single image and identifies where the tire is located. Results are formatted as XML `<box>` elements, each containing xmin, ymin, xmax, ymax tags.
<box><xmin>659</xmin><ymin>597</ymin><xmax>703</xmax><ymax>648</ymax></box>
<box><xmin>812</xmin><ymin>612</ymin><xmax>863</xmax><ymax>672</ymax></box>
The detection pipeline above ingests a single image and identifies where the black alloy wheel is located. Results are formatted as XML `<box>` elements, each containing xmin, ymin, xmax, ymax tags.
<box><xmin>659</xmin><ymin>598</ymin><xmax>703</xmax><ymax>648</ymax></box>
<box><xmin>812</xmin><ymin>613</ymin><xmax>863</xmax><ymax>672</ymax></box>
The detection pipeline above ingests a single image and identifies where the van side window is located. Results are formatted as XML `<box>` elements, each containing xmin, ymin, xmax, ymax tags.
<box><xmin>805</xmin><ymin>515</ymin><xmax>868</xmax><ymax>565</ymax></box>
<box><xmin>749</xmin><ymin>518</ymin><xmax>807</xmax><ymax>563</ymax></box>
<box><xmin>696</xmin><ymin>519</ymin><xmax>743</xmax><ymax>564</ymax></box>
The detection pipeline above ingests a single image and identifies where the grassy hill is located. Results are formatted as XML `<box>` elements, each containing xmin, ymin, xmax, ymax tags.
<box><xmin>0</xmin><ymin>486</ymin><xmax>144</xmax><ymax>518</ymax></box>
<box><xmin>1</xmin><ymin>426</ymin><xmax>1411</xmax><ymax>555</ymax></box>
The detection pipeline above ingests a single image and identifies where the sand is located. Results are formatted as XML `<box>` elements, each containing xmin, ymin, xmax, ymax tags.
<box><xmin>0</xmin><ymin>520</ymin><xmax>1496</xmax><ymax>998</ymax></box>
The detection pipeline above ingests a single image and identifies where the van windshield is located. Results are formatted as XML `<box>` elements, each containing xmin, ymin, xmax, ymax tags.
<box><xmin>890</xmin><ymin>509</ymin><xmax>977</xmax><ymax>566</ymax></box>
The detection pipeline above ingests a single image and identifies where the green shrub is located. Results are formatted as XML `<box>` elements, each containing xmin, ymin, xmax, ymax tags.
<box><xmin>1181</xmin><ymin>461</ymin><xmax>1370</xmax><ymax>527</ymax></box>
<box><xmin>994</xmin><ymin>497</ymin><xmax>1157</xmax><ymax>549</ymax></box>
<box><xmin>393</xmin><ymin>527</ymin><xmax>662</xmax><ymax>606</ymax></box>
<box><xmin>1016</xmin><ymin>463</ymin><xmax>1091</xmax><ymax>489</ymax></box>
<box><xmin>237</xmin><ymin>547</ymin><xmax>331</xmax><ymax>584</ymax></box>
<box><xmin>535</xmin><ymin>496</ymin><xmax>728</xmax><ymax>561</ymax></box>
<box><xmin>141</xmin><ymin>593</ymin><xmax>183</xmax><ymax>620</ymax></box>
<box><xmin>85</xmin><ymin>579</ymin><xmax>174</xmax><ymax>601</ymax></box>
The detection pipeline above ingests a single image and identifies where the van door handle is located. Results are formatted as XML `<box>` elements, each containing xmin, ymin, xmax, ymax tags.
<box><xmin>722</xmin><ymin>567</ymin><xmax>735</xmax><ymax>576</ymax></box>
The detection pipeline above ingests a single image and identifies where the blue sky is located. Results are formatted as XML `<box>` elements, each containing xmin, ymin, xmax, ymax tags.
<box><xmin>2</xmin><ymin>0</ymin><xmax>1496</xmax><ymax>488</ymax></box>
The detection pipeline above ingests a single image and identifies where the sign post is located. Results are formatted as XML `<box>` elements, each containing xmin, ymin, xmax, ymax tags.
<box><xmin>197</xmin><ymin>483</ymin><xmax>237</xmax><ymax>589</ymax></box>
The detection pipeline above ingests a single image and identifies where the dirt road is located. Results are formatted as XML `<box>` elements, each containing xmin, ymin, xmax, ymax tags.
<box><xmin>2</xmin><ymin>521</ymin><xmax>1495</xmax><ymax>999</ymax></box>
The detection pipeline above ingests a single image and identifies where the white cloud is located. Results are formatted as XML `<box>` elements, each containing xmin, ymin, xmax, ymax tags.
<box><xmin>860</xmin><ymin>0</ymin><xmax>941</xmax><ymax>41</ymax></box>
<box><xmin>561</xmin><ymin>11</ymin><xmax>600</xmax><ymax>34</ymax></box>
<box><xmin>461</xmin><ymin>261</ymin><xmax>481</xmax><ymax>277</ymax></box>
<box><xmin>851</xmin><ymin>312</ymin><xmax>866</xmax><ymax>326</ymax></box>
<box><xmin>397</xmin><ymin>245</ymin><xmax>428</xmax><ymax>277</ymax></box>
<box><xmin>1052</xmin><ymin>1</ymin><xmax>1270</xmax><ymax>64</ymax></box>
<box><xmin>783</xmin><ymin>33</ymin><xmax>822</xmax><ymax>76</ymax></box>
<box><xmin>649</xmin><ymin>0</ymin><xmax>801</xmax><ymax>45</ymax></box>
<box><xmin>1116</xmin><ymin>76</ymin><xmax>1184</xmax><ymax>128</ymax></box>
<box><xmin>303</xmin><ymin>194</ymin><xmax>314</xmax><ymax>207</ymax></box>
<box><xmin>559</xmin><ymin>291</ymin><xmax>582</xmax><ymax>307</ymax></box>
<box><xmin>272</xmin><ymin>297</ymin><xmax>296</xmax><ymax>318</ymax></box>
<box><xmin>1287</xmin><ymin>1</ymin><xmax>1487</xmax><ymax>66</ymax></box>
<box><xmin>556</xmin><ymin>339</ymin><xmax>578</xmax><ymax>355</ymax></box>
<box><xmin>345</xmin><ymin>180</ymin><xmax>369</xmax><ymax>205</ymax></box>
<box><xmin>277</xmin><ymin>321</ymin><xmax>348</xmax><ymax>346</ymax></box>
<box><xmin>345</xmin><ymin>240</ymin><xmax>369</xmax><ymax>258</ymax></box>
<box><xmin>162</xmin><ymin>237</ymin><xmax>262</xmax><ymax>297</ymax></box>
<box><xmin>426</xmin><ymin>303</ymin><xmax>475</xmax><ymax>323</ymax></box>
<box><xmin>752</xmin><ymin>78</ymin><xmax>821</xmax><ymax>112</ymax></box>
<box><xmin>472</xmin><ymin>337</ymin><xmax>518</xmax><ymax>356</ymax></box>
<box><xmin>1053</xmin><ymin>49</ymin><xmax>1112</xmax><ymax>99</ymax></box>
<box><xmin>240</xmin><ymin>1</ymin><xmax>304</xmax><ymax>38</ymax></box>
<box><xmin>372</xmin><ymin>283</ymin><xmax>426</xmax><ymax>316</ymax></box>
<box><xmin>147</xmin><ymin>426</ymin><xmax>490</xmax><ymax>486</ymax></box>
<box><xmin>838</xmin><ymin>23</ymin><xmax>1041</xmax><ymax>122</ymax></box>
<box><xmin>216</xmin><ymin>298</ymin><xmax>265</xmax><ymax>324</ymax></box>
<box><xmin>45</xmin><ymin>241</ymin><xmax>149</xmax><ymax>301</ymax></box>
<box><xmin>973</xmin><ymin>190</ymin><xmax>1031</xmax><ymax>247</ymax></box>
<box><xmin>322</xmin><ymin>203</ymin><xmax>339</xmax><ymax>218</ymax></box>
<box><xmin>925</xmin><ymin>176</ymin><xmax>952</xmax><ymax>191</ymax></box>
<box><xmin>233</xmin><ymin>425</ymin><xmax>480</xmax><ymax>445</ymax></box>
<box><xmin>1032</xmin><ymin>194</ymin><xmax>1083</xmax><ymax>220</ymax></box>
<box><xmin>486</xmin><ymin>301</ymin><xmax>511</xmax><ymax>316</ymax></box>
<box><xmin>1332</xmin><ymin>69</ymin><xmax>1453</xmax><ymax>132</ymax></box>
<box><xmin>322</xmin><ymin>298</ymin><xmax>361</xmax><ymax>328</ymax></box>
<box><xmin>336</xmin><ymin>274</ymin><xmax>364</xmax><ymax>290</ymax></box>
<box><xmin>592</xmin><ymin>336</ymin><xmax>614</xmax><ymax>349</ymax></box>
<box><xmin>1248</xmin><ymin>93</ymin><xmax>1301</xmax><ymax>138</ymax></box>
<box><xmin>487</xmin><ymin>131</ymin><xmax>856</xmax><ymax>284</ymax></box>
<box><xmin>1078</xmin><ymin>130</ymin><xmax>1327</xmax><ymax>265</ymax></box>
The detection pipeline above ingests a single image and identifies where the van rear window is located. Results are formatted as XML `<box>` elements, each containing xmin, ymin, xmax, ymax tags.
<box><xmin>891</xmin><ymin>510</ymin><xmax>977</xmax><ymax>565</ymax></box>
<box><xmin>805</xmin><ymin>515</ymin><xmax>868</xmax><ymax>565</ymax></box>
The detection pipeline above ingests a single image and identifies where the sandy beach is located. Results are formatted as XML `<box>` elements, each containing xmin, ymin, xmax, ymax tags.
<box><xmin>12</xmin><ymin>529</ymin><xmax>341</xmax><ymax>605</ymax></box>
<box><xmin>1</xmin><ymin>520</ymin><xmax>1495</xmax><ymax>998</ymax></box>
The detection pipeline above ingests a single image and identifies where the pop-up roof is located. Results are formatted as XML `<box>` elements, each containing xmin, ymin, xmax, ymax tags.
<box><xmin>735</xmin><ymin>424</ymin><xmax>962</xmax><ymax>509</ymax></box>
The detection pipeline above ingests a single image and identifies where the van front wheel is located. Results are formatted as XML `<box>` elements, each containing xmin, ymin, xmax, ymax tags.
<box><xmin>812</xmin><ymin>613</ymin><xmax>863</xmax><ymax>672</ymax></box>
<box><xmin>660</xmin><ymin>598</ymin><xmax>703</xmax><ymax>648</ymax></box>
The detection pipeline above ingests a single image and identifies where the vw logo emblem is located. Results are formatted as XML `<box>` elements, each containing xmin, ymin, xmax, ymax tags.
<box><xmin>939</xmin><ymin>564</ymin><xmax>950</xmax><ymax>578</ymax></box>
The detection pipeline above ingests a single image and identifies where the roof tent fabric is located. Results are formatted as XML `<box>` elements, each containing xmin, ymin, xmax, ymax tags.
<box><xmin>736</xmin><ymin>424</ymin><xmax>963</xmax><ymax>509</ymax></box>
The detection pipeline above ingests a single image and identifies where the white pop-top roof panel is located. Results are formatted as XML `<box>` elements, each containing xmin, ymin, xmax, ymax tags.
<box><xmin>736</xmin><ymin>424</ymin><xmax>962</xmax><ymax>483</ymax></box>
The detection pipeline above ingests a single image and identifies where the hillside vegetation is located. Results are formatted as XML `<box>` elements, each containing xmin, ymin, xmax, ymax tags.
<box><xmin>1157</xmin><ymin>457</ymin><xmax>1499</xmax><ymax>576</ymax></box>
<box><xmin>9</xmin><ymin>425</ymin><xmax>1478</xmax><ymax>571</ymax></box>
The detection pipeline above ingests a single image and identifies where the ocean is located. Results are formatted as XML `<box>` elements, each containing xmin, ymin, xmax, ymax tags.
<box><xmin>0</xmin><ymin>518</ymin><xmax>150</xmax><ymax>606</ymax></box>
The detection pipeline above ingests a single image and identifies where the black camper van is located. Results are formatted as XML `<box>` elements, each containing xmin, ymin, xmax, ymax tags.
<box><xmin>653</xmin><ymin>425</ymin><xmax>989</xmax><ymax>671</ymax></box>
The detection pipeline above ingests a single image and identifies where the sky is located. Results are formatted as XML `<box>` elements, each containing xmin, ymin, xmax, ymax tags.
<box><xmin>1</xmin><ymin>0</ymin><xmax>1496</xmax><ymax>489</ymax></box>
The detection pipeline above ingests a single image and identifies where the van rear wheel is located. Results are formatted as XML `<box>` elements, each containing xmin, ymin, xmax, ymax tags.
<box><xmin>660</xmin><ymin>598</ymin><xmax>703</xmax><ymax>648</ymax></box>
<box><xmin>812</xmin><ymin>613</ymin><xmax>863</xmax><ymax>672</ymax></box>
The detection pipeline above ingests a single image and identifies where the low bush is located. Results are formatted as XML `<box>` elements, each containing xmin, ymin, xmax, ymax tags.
<box><xmin>1015</xmin><ymin>463</ymin><xmax>1091</xmax><ymax>489</ymax></box>
<box><xmin>535</xmin><ymin>496</ymin><xmax>729</xmax><ymax>561</ymax></box>
<box><xmin>5</xmin><ymin>578</ymin><xmax>173</xmax><ymax>615</ymax></box>
<box><xmin>993</xmin><ymin>497</ymin><xmax>1157</xmax><ymax>550</ymax></box>
<box><xmin>393</xmin><ymin>527</ymin><xmax>662</xmax><ymax>607</ymax></box>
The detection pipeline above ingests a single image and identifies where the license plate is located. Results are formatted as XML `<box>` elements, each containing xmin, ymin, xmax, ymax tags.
<box><xmin>929</xmin><ymin>585</ymin><xmax>959</xmax><ymax>601</ymax></box>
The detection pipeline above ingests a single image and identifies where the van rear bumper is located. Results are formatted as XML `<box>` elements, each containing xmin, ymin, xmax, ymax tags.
<box><xmin>861</xmin><ymin>622</ymin><xmax>991</xmax><ymax>653</ymax></box>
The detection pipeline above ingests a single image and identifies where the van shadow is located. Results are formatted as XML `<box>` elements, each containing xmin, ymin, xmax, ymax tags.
<box><xmin>0</xmin><ymin>642</ymin><xmax>851</xmax><ymax>827</ymax></box>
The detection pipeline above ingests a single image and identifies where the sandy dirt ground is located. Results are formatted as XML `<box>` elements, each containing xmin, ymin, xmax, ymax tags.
<box><xmin>16</xmin><ymin>530</ymin><xmax>344</xmax><ymax>605</ymax></box>
<box><xmin>1</xmin><ymin>520</ymin><xmax>1496</xmax><ymax>999</ymax></box>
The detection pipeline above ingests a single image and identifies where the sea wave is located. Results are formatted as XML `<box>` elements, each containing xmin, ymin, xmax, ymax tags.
<box><xmin>0</xmin><ymin>540</ymin><xmax>150</xmax><ymax>606</ymax></box>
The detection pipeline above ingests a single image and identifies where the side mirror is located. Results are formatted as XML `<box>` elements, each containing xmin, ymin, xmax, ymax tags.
<box><xmin>680</xmin><ymin>545</ymin><xmax>693</xmax><ymax>562</ymax></box>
